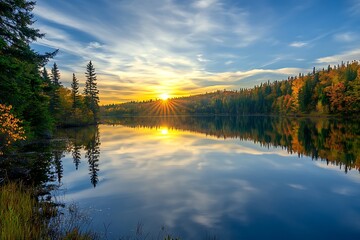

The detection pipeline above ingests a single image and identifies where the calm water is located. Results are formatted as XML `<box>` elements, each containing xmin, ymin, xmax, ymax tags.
<box><xmin>54</xmin><ymin>117</ymin><xmax>360</xmax><ymax>239</ymax></box>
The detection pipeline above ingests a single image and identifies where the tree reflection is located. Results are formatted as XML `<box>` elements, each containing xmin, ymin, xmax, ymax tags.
<box><xmin>72</xmin><ymin>145</ymin><xmax>81</xmax><ymax>170</ymax></box>
<box><xmin>72</xmin><ymin>131</ymin><xmax>81</xmax><ymax>170</ymax></box>
<box><xmin>85</xmin><ymin>126</ymin><xmax>100</xmax><ymax>187</ymax></box>
<box><xmin>53</xmin><ymin>150</ymin><xmax>64</xmax><ymax>184</ymax></box>
<box><xmin>108</xmin><ymin>116</ymin><xmax>360</xmax><ymax>173</ymax></box>
<box><xmin>0</xmin><ymin>125</ymin><xmax>102</xmax><ymax>187</ymax></box>
<box><xmin>60</xmin><ymin>125</ymin><xmax>101</xmax><ymax>187</ymax></box>
<box><xmin>3</xmin><ymin>116</ymin><xmax>357</xmax><ymax>189</ymax></box>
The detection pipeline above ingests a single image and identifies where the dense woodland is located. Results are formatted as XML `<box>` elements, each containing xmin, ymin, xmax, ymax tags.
<box><xmin>0</xmin><ymin>0</ymin><xmax>100</xmax><ymax>148</ymax></box>
<box><xmin>102</xmin><ymin>62</ymin><xmax>360</xmax><ymax>117</ymax></box>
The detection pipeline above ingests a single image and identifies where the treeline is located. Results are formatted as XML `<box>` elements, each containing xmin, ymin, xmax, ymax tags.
<box><xmin>102</xmin><ymin>61</ymin><xmax>360</xmax><ymax>116</ymax></box>
<box><xmin>0</xmin><ymin>0</ymin><xmax>100</xmax><ymax>143</ymax></box>
<box><xmin>41</xmin><ymin>61</ymin><xmax>100</xmax><ymax>127</ymax></box>
<box><xmin>107</xmin><ymin>116</ymin><xmax>360</xmax><ymax>173</ymax></box>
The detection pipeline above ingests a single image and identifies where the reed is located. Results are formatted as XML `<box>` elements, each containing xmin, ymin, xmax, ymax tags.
<box><xmin>0</xmin><ymin>182</ymin><xmax>48</xmax><ymax>239</ymax></box>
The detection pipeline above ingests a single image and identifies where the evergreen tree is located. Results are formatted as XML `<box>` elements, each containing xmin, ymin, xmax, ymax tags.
<box><xmin>49</xmin><ymin>62</ymin><xmax>61</xmax><ymax>120</ymax></box>
<box><xmin>41</xmin><ymin>67</ymin><xmax>51</xmax><ymax>83</ymax></box>
<box><xmin>41</xmin><ymin>67</ymin><xmax>52</xmax><ymax>92</ymax></box>
<box><xmin>51</xmin><ymin>62</ymin><xmax>61</xmax><ymax>87</ymax></box>
<box><xmin>0</xmin><ymin>0</ymin><xmax>56</xmax><ymax>136</ymax></box>
<box><xmin>84</xmin><ymin>61</ymin><xmax>100</xmax><ymax>122</ymax></box>
<box><xmin>71</xmin><ymin>73</ymin><xmax>80</xmax><ymax>109</ymax></box>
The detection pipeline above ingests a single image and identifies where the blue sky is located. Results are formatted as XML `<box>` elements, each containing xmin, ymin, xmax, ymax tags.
<box><xmin>32</xmin><ymin>0</ymin><xmax>360</xmax><ymax>104</ymax></box>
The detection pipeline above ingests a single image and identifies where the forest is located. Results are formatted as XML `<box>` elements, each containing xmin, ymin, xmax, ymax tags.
<box><xmin>102</xmin><ymin>62</ymin><xmax>360</xmax><ymax>117</ymax></box>
<box><xmin>0</xmin><ymin>0</ymin><xmax>100</xmax><ymax>151</ymax></box>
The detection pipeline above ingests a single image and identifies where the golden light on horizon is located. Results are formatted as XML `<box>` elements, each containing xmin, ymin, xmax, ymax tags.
<box><xmin>160</xmin><ymin>93</ymin><xmax>169</xmax><ymax>101</ymax></box>
<box><xmin>160</xmin><ymin>127</ymin><xmax>169</xmax><ymax>135</ymax></box>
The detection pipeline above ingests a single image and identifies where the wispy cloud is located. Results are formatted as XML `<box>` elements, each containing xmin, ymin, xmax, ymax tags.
<box><xmin>349</xmin><ymin>0</ymin><xmax>360</xmax><ymax>15</ymax></box>
<box><xmin>33</xmin><ymin>0</ymin><xmax>270</xmax><ymax>103</ymax></box>
<box><xmin>193</xmin><ymin>0</ymin><xmax>218</xmax><ymax>9</ymax></box>
<box><xmin>260</xmin><ymin>57</ymin><xmax>283</xmax><ymax>68</ymax></box>
<box><xmin>289</xmin><ymin>41</ymin><xmax>308</xmax><ymax>48</ymax></box>
<box><xmin>333</xmin><ymin>32</ymin><xmax>357</xmax><ymax>42</ymax></box>
<box><xmin>316</xmin><ymin>48</ymin><xmax>360</xmax><ymax>64</ymax></box>
<box><xmin>197</xmin><ymin>54</ymin><xmax>210</xmax><ymax>62</ymax></box>
<box><xmin>87</xmin><ymin>42</ymin><xmax>103</xmax><ymax>49</ymax></box>
<box><xmin>32</xmin><ymin>0</ymin><xmax>358</xmax><ymax>104</ymax></box>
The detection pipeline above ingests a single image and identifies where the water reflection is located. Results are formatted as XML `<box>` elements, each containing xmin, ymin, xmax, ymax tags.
<box><xmin>85</xmin><ymin>128</ymin><xmax>100</xmax><ymax>187</ymax></box>
<box><xmin>105</xmin><ymin>116</ymin><xmax>360</xmax><ymax>173</ymax></box>
<box><xmin>2</xmin><ymin>116</ymin><xmax>357</xmax><ymax>189</ymax></box>
<box><xmin>58</xmin><ymin>118</ymin><xmax>360</xmax><ymax>239</ymax></box>
<box><xmin>0</xmin><ymin>126</ymin><xmax>101</xmax><ymax>189</ymax></box>
<box><xmin>2</xmin><ymin>116</ymin><xmax>356</xmax><ymax>239</ymax></box>
<box><xmin>59</xmin><ymin>126</ymin><xmax>101</xmax><ymax>187</ymax></box>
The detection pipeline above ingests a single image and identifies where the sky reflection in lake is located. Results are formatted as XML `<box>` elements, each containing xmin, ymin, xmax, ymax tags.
<box><xmin>60</xmin><ymin>123</ymin><xmax>360</xmax><ymax>239</ymax></box>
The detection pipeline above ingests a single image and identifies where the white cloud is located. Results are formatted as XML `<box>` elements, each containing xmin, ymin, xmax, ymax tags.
<box><xmin>87</xmin><ymin>42</ymin><xmax>103</xmax><ymax>49</ymax></box>
<box><xmin>214</xmin><ymin>67</ymin><xmax>303</xmax><ymax>80</ymax></box>
<box><xmin>32</xmin><ymin>0</ymin><xmax>293</xmax><ymax>103</ymax></box>
<box><xmin>288</xmin><ymin>183</ymin><xmax>306</xmax><ymax>190</ymax></box>
<box><xmin>316</xmin><ymin>48</ymin><xmax>360</xmax><ymax>64</ymax></box>
<box><xmin>193</xmin><ymin>0</ymin><xmax>218</xmax><ymax>9</ymax></box>
<box><xmin>334</xmin><ymin>32</ymin><xmax>357</xmax><ymax>42</ymax></box>
<box><xmin>289</xmin><ymin>41</ymin><xmax>307</xmax><ymax>47</ymax></box>
<box><xmin>197</xmin><ymin>54</ymin><xmax>210</xmax><ymax>62</ymax></box>
<box><xmin>260</xmin><ymin>57</ymin><xmax>282</xmax><ymax>68</ymax></box>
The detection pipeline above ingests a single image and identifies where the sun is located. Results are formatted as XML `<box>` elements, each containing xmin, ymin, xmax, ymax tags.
<box><xmin>160</xmin><ymin>128</ymin><xmax>168</xmax><ymax>135</ymax></box>
<box><xmin>160</xmin><ymin>93</ymin><xmax>169</xmax><ymax>101</ymax></box>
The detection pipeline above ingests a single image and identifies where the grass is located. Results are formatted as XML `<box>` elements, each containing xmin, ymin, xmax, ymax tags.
<box><xmin>0</xmin><ymin>182</ymin><xmax>49</xmax><ymax>239</ymax></box>
<box><xmin>0</xmin><ymin>182</ymin><xmax>185</xmax><ymax>240</ymax></box>
<box><xmin>0</xmin><ymin>181</ymin><xmax>98</xmax><ymax>240</ymax></box>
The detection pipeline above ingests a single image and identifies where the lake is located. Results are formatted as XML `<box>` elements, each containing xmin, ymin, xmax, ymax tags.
<box><xmin>45</xmin><ymin>117</ymin><xmax>360</xmax><ymax>239</ymax></box>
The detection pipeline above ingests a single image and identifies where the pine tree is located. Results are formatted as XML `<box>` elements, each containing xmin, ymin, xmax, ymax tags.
<box><xmin>41</xmin><ymin>67</ymin><xmax>52</xmax><ymax>92</ymax></box>
<box><xmin>51</xmin><ymin>62</ymin><xmax>61</xmax><ymax>87</ymax></box>
<box><xmin>0</xmin><ymin>0</ymin><xmax>56</xmax><ymax>135</ymax></box>
<box><xmin>50</xmin><ymin>62</ymin><xmax>61</xmax><ymax>119</ymax></box>
<box><xmin>71</xmin><ymin>73</ymin><xmax>80</xmax><ymax>109</ymax></box>
<box><xmin>84</xmin><ymin>61</ymin><xmax>99</xmax><ymax>122</ymax></box>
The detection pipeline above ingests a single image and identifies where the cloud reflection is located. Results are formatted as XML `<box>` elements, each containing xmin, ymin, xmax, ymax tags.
<box><xmin>59</xmin><ymin>124</ymin><xmax>360</xmax><ymax>239</ymax></box>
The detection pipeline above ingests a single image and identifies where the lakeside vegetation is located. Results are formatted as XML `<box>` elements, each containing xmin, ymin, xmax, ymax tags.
<box><xmin>0</xmin><ymin>1</ymin><xmax>101</xmax><ymax>239</ymax></box>
<box><xmin>0</xmin><ymin>181</ymin><xmax>100</xmax><ymax>240</ymax></box>
<box><xmin>0</xmin><ymin>0</ymin><xmax>100</xmax><ymax>142</ymax></box>
<box><xmin>102</xmin><ymin>62</ymin><xmax>360</xmax><ymax>117</ymax></box>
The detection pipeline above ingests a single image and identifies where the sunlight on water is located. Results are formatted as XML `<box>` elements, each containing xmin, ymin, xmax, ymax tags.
<box><xmin>57</xmin><ymin>117</ymin><xmax>360</xmax><ymax>239</ymax></box>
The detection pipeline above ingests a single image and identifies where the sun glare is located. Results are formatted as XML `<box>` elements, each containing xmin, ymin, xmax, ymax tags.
<box><xmin>160</xmin><ymin>128</ymin><xmax>168</xmax><ymax>135</ymax></box>
<box><xmin>160</xmin><ymin>93</ymin><xmax>169</xmax><ymax>101</ymax></box>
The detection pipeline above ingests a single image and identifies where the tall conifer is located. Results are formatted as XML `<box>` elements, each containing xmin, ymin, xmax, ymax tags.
<box><xmin>71</xmin><ymin>73</ymin><xmax>80</xmax><ymax>109</ymax></box>
<box><xmin>50</xmin><ymin>62</ymin><xmax>61</xmax><ymax>118</ymax></box>
<box><xmin>84</xmin><ymin>61</ymin><xmax>99</xmax><ymax>122</ymax></box>
<box><xmin>0</xmin><ymin>0</ymin><xmax>56</xmax><ymax>135</ymax></box>
<box><xmin>51</xmin><ymin>62</ymin><xmax>61</xmax><ymax>87</ymax></box>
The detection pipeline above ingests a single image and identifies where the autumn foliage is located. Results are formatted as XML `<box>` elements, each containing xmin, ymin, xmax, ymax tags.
<box><xmin>0</xmin><ymin>104</ymin><xmax>26</xmax><ymax>154</ymax></box>
<box><xmin>103</xmin><ymin>61</ymin><xmax>360</xmax><ymax>116</ymax></box>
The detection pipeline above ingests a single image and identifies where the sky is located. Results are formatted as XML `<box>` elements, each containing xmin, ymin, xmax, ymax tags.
<box><xmin>32</xmin><ymin>0</ymin><xmax>360</xmax><ymax>104</ymax></box>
